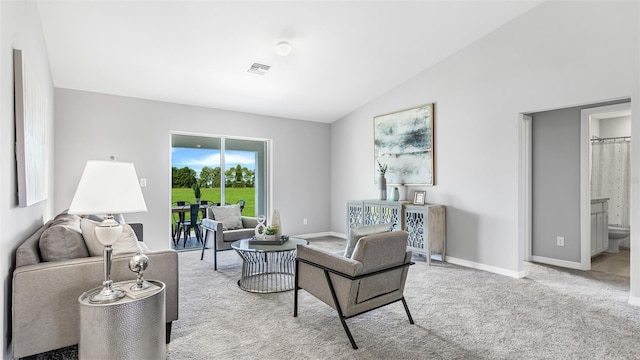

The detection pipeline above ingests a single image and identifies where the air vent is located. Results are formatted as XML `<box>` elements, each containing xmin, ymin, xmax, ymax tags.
<box><xmin>247</xmin><ymin>62</ymin><xmax>271</xmax><ymax>75</ymax></box>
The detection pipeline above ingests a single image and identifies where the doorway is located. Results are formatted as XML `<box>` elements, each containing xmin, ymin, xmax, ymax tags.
<box><xmin>582</xmin><ymin>103</ymin><xmax>631</xmax><ymax>277</ymax></box>
<box><xmin>519</xmin><ymin>100</ymin><xmax>633</xmax><ymax>278</ymax></box>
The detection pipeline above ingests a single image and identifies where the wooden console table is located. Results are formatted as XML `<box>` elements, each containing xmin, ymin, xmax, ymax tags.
<box><xmin>347</xmin><ymin>200</ymin><xmax>446</xmax><ymax>265</ymax></box>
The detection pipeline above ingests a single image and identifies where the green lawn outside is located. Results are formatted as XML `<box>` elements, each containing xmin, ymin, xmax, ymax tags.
<box><xmin>172</xmin><ymin>187</ymin><xmax>255</xmax><ymax>218</ymax></box>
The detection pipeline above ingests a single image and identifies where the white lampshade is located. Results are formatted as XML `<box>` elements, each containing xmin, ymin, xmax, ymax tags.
<box><xmin>68</xmin><ymin>160</ymin><xmax>147</xmax><ymax>215</ymax></box>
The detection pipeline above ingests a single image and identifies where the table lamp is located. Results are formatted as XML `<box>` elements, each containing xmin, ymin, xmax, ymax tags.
<box><xmin>68</xmin><ymin>160</ymin><xmax>147</xmax><ymax>303</ymax></box>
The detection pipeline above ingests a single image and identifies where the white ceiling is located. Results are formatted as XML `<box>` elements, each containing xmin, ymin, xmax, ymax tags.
<box><xmin>36</xmin><ymin>1</ymin><xmax>542</xmax><ymax>123</ymax></box>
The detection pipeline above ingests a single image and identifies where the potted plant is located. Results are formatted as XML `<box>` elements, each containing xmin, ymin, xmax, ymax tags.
<box><xmin>193</xmin><ymin>183</ymin><xmax>201</xmax><ymax>204</ymax></box>
<box><xmin>264</xmin><ymin>225</ymin><xmax>279</xmax><ymax>241</ymax></box>
<box><xmin>377</xmin><ymin>160</ymin><xmax>388</xmax><ymax>200</ymax></box>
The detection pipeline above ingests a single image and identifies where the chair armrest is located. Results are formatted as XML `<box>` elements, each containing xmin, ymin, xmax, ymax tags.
<box><xmin>202</xmin><ymin>218</ymin><xmax>223</xmax><ymax>232</ymax></box>
<box><xmin>296</xmin><ymin>244</ymin><xmax>363</xmax><ymax>277</ymax></box>
<box><xmin>242</xmin><ymin>216</ymin><xmax>258</xmax><ymax>228</ymax></box>
<box><xmin>201</xmin><ymin>218</ymin><xmax>224</xmax><ymax>249</ymax></box>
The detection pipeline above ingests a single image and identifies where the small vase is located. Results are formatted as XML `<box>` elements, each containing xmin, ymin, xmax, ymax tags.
<box><xmin>378</xmin><ymin>176</ymin><xmax>387</xmax><ymax>200</ymax></box>
<box><xmin>397</xmin><ymin>185</ymin><xmax>407</xmax><ymax>201</ymax></box>
<box><xmin>271</xmin><ymin>209</ymin><xmax>282</xmax><ymax>240</ymax></box>
<box><xmin>389</xmin><ymin>187</ymin><xmax>399</xmax><ymax>201</ymax></box>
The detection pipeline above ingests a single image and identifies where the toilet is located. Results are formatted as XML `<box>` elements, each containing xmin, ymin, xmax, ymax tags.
<box><xmin>607</xmin><ymin>225</ymin><xmax>630</xmax><ymax>253</ymax></box>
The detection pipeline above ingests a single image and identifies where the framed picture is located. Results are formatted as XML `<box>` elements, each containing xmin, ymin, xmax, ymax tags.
<box><xmin>374</xmin><ymin>103</ymin><xmax>434</xmax><ymax>185</ymax></box>
<box><xmin>413</xmin><ymin>191</ymin><xmax>426</xmax><ymax>205</ymax></box>
<box><xmin>14</xmin><ymin>49</ymin><xmax>48</xmax><ymax>207</ymax></box>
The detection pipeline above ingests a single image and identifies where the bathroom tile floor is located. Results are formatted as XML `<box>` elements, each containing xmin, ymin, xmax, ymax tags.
<box><xmin>591</xmin><ymin>248</ymin><xmax>630</xmax><ymax>277</ymax></box>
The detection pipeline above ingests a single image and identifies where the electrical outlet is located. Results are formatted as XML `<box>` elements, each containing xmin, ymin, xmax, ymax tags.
<box><xmin>139</xmin><ymin>178</ymin><xmax>147</xmax><ymax>187</ymax></box>
<box><xmin>557</xmin><ymin>236</ymin><xmax>564</xmax><ymax>246</ymax></box>
<box><xmin>303</xmin><ymin>218</ymin><xmax>308</xmax><ymax>225</ymax></box>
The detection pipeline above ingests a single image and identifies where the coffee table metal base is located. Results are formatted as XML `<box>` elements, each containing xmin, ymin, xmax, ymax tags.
<box><xmin>236</xmin><ymin>248</ymin><xmax>297</xmax><ymax>293</ymax></box>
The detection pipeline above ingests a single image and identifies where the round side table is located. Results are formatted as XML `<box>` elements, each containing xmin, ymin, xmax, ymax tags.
<box><xmin>231</xmin><ymin>238</ymin><xmax>308</xmax><ymax>293</ymax></box>
<box><xmin>78</xmin><ymin>280</ymin><xmax>166</xmax><ymax>359</ymax></box>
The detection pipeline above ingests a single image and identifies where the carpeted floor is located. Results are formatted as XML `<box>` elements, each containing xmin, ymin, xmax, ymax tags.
<box><xmin>29</xmin><ymin>237</ymin><xmax>640</xmax><ymax>359</ymax></box>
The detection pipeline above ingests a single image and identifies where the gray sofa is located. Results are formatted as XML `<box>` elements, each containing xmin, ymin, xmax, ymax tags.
<box><xmin>12</xmin><ymin>214</ymin><xmax>179</xmax><ymax>359</ymax></box>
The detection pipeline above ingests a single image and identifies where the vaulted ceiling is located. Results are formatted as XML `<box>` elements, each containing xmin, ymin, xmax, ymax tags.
<box><xmin>36</xmin><ymin>1</ymin><xmax>542</xmax><ymax>123</ymax></box>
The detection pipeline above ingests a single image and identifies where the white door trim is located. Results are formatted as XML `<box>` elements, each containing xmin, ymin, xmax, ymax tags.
<box><xmin>580</xmin><ymin>103</ymin><xmax>632</xmax><ymax>270</ymax></box>
<box><xmin>518</xmin><ymin>114</ymin><xmax>532</xmax><ymax>270</ymax></box>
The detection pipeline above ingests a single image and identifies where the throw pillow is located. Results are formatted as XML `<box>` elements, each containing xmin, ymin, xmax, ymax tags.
<box><xmin>209</xmin><ymin>204</ymin><xmax>243</xmax><ymax>231</ymax></box>
<box><xmin>344</xmin><ymin>223</ymin><xmax>393</xmax><ymax>258</ymax></box>
<box><xmin>81</xmin><ymin>218</ymin><xmax>142</xmax><ymax>256</ymax></box>
<box><xmin>87</xmin><ymin>213</ymin><xmax>126</xmax><ymax>224</ymax></box>
<box><xmin>50</xmin><ymin>212</ymin><xmax>82</xmax><ymax>227</ymax></box>
<box><xmin>39</xmin><ymin>220</ymin><xmax>90</xmax><ymax>262</ymax></box>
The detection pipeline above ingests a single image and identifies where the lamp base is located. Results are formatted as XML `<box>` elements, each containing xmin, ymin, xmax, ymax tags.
<box><xmin>89</xmin><ymin>282</ymin><xmax>125</xmax><ymax>304</ymax></box>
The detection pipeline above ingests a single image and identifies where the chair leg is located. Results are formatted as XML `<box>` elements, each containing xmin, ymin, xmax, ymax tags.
<box><xmin>294</xmin><ymin>260</ymin><xmax>299</xmax><ymax>317</ymax></box>
<box><xmin>323</xmin><ymin>270</ymin><xmax>358</xmax><ymax>349</ymax></box>
<box><xmin>214</xmin><ymin>247</ymin><xmax>218</xmax><ymax>271</ymax></box>
<box><xmin>182</xmin><ymin>226</ymin><xmax>190</xmax><ymax>247</ymax></box>
<box><xmin>401</xmin><ymin>297</ymin><xmax>415</xmax><ymax>324</ymax></box>
<box><xmin>165</xmin><ymin>322</ymin><xmax>172</xmax><ymax>344</ymax></box>
<box><xmin>195</xmin><ymin>225</ymin><xmax>202</xmax><ymax>243</ymax></box>
<box><xmin>200</xmin><ymin>228</ymin><xmax>207</xmax><ymax>260</ymax></box>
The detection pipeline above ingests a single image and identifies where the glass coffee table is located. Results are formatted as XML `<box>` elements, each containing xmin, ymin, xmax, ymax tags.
<box><xmin>231</xmin><ymin>237</ymin><xmax>308</xmax><ymax>293</ymax></box>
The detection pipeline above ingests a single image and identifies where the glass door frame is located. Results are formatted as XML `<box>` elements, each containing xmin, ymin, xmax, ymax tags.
<box><xmin>169</xmin><ymin>130</ymin><xmax>272</xmax><ymax>219</ymax></box>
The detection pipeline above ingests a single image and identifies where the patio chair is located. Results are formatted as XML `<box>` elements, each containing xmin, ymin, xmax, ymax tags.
<box><xmin>178</xmin><ymin>204</ymin><xmax>203</xmax><ymax>247</ymax></box>
<box><xmin>171</xmin><ymin>201</ymin><xmax>189</xmax><ymax>246</ymax></box>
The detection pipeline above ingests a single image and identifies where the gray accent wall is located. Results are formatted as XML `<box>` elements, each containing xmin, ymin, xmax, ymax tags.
<box><xmin>54</xmin><ymin>89</ymin><xmax>331</xmax><ymax>251</ymax></box>
<box><xmin>531</xmin><ymin>107</ymin><xmax>582</xmax><ymax>262</ymax></box>
<box><xmin>531</xmin><ymin>100</ymin><xmax>630</xmax><ymax>263</ymax></box>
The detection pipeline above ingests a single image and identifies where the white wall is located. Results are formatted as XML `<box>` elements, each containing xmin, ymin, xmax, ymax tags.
<box><xmin>600</xmin><ymin>116</ymin><xmax>631</xmax><ymax>138</ymax></box>
<box><xmin>331</xmin><ymin>0</ymin><xmax>639</xmax><ymax>281</ymax></box>
<box><xmin>0</xmin><ymin>1</ymin><xmax>54</xmax><ymax>358</ymax></box>
<box><xmin>54</xmin><ymin>89</ymin><xmax>331</xmax><ymax>251</ymax></box>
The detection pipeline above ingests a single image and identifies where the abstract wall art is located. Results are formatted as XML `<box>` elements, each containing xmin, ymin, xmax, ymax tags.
<box><xmin>14</xmin><ymin>49</ymin><xmax>48</xmax><ymax>207</ymax></box>
<box><xmin>374</xmin><ymin>103</ymin><xmax>434</xmax><ymax>185</ymax></box>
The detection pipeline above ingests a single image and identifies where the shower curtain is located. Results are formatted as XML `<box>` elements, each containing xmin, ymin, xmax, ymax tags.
<box><xmin>591</xmin><ymin>139</ymin><xmax>631</xmax><ymax>227</ymax></box>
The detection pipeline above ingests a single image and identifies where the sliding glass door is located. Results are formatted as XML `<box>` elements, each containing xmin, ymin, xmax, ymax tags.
<box><xmin>171</xmin><ymin>134</ymin><xmax>268</xmax><ymax>217</ymax></box>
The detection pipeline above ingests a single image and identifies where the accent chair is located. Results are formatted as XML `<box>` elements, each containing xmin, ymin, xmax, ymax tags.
<box><xmin>294</xmin><ymin>227</ymin><xmax>414</xmax><ymax>349</ymax></box>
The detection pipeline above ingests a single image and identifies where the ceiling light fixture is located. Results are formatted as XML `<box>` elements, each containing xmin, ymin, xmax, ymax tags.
<box><xmin>275</xmin><ymin>41</ymin><xmax>292</xmax><ymax>56</ymax></box>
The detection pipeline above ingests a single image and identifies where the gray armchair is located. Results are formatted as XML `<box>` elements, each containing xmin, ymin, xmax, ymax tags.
<box><xmin>200</xmin><ymin>207</ymin><xmax>258</xmax><ymax>270</ymax></box>
<box><xmin>294</xmin><ymin>228</ymin><xmax>414</xmax><ymax>349</ymax></box>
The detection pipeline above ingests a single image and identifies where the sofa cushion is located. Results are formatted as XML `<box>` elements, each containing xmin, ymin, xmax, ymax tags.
<box><xmin>208</xmin><ymin>204</ymin><xmax>243</xmax><ymax>230</ymax></box>
<box><xmin>81</xmin><ymin>218</ymin><xmax>142</xmax><ymax>256</ymax></box>
<box><xmin>221</xmin><ymin>228</ymin><xmax>256</xmax><ymax>242</ymax></box>
<box><xmin>351</xmin><ymin>231</ymin><xmax>408</xmax><ymax>303</ymax></box>
<box><xmin>39</xmin><ymin>216</ymin><xmax>89</xmax><ymax>262</ymax></box>
<box><xmin>345</xmin><ymin>223</ymin><xmax>393</xmax><ymax>258</ymax></box>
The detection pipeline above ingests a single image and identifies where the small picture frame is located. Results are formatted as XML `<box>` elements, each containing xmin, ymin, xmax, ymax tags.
<box><xmin>413</xmin><ymin>191</ymin><xmax>426</xmax><ymax>205</ymax></box>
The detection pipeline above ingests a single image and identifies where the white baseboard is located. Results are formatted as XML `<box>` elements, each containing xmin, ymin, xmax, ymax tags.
<box><xmin>446</xmin><ymin>256</ymin><xmax>526</xmax><ymax>279</ymax></box>
<box><xmin>530</xmin><ymin>255</ymin><xmax>587</xmax><ymax>271</ymax></box>
<box><xmin>293</xmin><ymin>231</ymin><xmax>345</xmax><ymax>239</ymax></box>
<box><xmin>293</xmin><ymin>233</ymin><xmax>532</xmax><ymax>279</ymax></box>
<box><xmin>629</xmin><ymin>296</ymin><xmax>640</xmax><ymax>307</ymax></box>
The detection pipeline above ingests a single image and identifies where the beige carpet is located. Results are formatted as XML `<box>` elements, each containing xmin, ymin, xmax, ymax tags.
<box><xmin>167</xmin><ymin>237</ymin><xmax>640</xmax><ymax>360</ymax></box>
<box><xmin>31</xmin><ymin>237</ymin><xmax>640</xmax><ymax>359</ymax></box>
